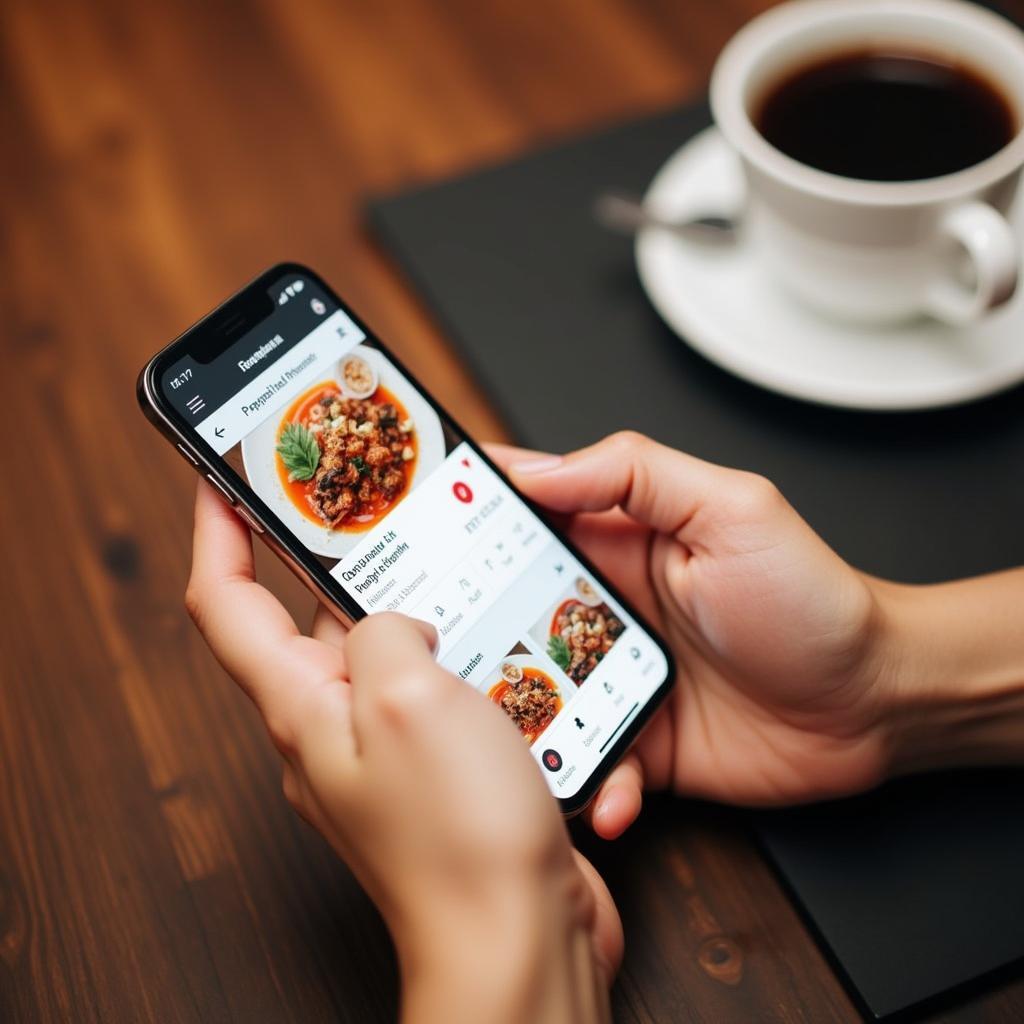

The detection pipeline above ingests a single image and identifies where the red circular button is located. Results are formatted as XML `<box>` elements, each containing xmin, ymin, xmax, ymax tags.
<box><xmin>452</xmin><ymin>481</ymin><xmax>473</xmax><ymax>503</ymax></box>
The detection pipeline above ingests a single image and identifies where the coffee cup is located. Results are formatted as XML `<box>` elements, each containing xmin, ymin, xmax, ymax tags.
<box><xmin>710</xmin><ymin>0</ymin><xmax>1024</xmax><ymax>325</ymax></box>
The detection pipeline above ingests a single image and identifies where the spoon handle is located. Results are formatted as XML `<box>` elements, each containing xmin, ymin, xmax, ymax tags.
<box><xmin>594</xmin><ymin>191</ymin><xmax>736</xmax><ymax>245</ymax></box>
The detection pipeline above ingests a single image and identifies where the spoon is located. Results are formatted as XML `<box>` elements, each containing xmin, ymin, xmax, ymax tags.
<box><xmin>594</xmin><ymin>190</ymin><xmax>737</xmax><ymax>245</ymax></box>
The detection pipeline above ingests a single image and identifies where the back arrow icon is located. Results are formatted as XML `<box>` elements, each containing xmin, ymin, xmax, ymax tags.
<box><xmin>214</xmin><ymin>427</ymin><xmax>225</xmax><ymax>438</ymax></box>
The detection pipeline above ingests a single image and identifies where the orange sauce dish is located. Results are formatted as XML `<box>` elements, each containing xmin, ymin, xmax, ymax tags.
<box><xmin>488</xmin><ymin>667</ymin><xmax>563</xmax><ymax>745</ymax></box>
<box><xmin>275</xmin><ymin>379</ymin><xmax>418</xmax><ymax>533</ymax></box>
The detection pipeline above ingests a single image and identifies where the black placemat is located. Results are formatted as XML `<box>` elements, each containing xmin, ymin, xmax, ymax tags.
<box><xmin>367</xmin><ymin>103</ymin><xmax>1024</xmax><ymax>1019</ymax></box>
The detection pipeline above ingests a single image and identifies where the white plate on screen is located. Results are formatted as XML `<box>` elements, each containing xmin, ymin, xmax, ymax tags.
<box><xmin>479</xmin><ymin>654</ymin><xmax>568</xmax><ymax>703</ymax></box>
<box><xmin>636</xmin><ymin>127</ymin><xmax>1024</xmax><ymax>410</ymax></box>
<box><xmin>241</xmin><ymin>344</ymin><xmax>446</xmax><ymax>558</ymax></box>
<box><xmin>478</xmin><ymin>654</ymin><xmax>568</xmax><ymax>746</ymax></box>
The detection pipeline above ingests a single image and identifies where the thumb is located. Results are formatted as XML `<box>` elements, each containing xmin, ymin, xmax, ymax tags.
<box><xmin>498</xmin><ymin>432</ymin><xmax>721</xmax><ymax>536</ymax></box>
<box><xmin>344</xmin><ymin>612</ymin><xmax>444</xmax><ymax>737</ymax></box>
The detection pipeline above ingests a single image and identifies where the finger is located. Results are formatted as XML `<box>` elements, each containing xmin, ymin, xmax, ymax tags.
<box><xmin>343</xmin><ymin>612</ymin><xmax>443</xmax><ymax>737</ymax></box>
<box><xmin>504</xmin><ymin>431</ymin><xmax>720</xmax><ymax>536</ymax></box>
<box><xmin>488</xmin><ymin>442</ymin><xmax>660</xmax><ymax>620</ymax></box>
<box><xmin>565</xmin><ymin>509</ymin><xmax>662</xmax><ymax>624</ymax></box>
<box><xmin>483</xmin><ymin>442</ymin><xmax>552</xmax><ymax>471</ymax></box>
<box><xmin>310</xmin><ymin>602</ymin><xmax>349</xmax><ymax>652</ymax></box>
<box><xmin>285</xmin><ymin>670</ymin><xmax>357</xmax><ymax>779</ymax></box>
<box><xmin>587</xmin><ymin>752</ymin><xmax>644</xmax><ymax>840</ymax></box>
<box><xmin>484</xmin><ymin>442</ymin><xmax>577</xmax><ymax>536</ymax></box>
<box><xmin>187</xmin><ymin>481</ymin><xmax>302</xmax><ymax>712</ymax></box>
<box><xmin>572</xmin><ymin>850</ymin><xmax>624</xmax><ymax>984</ymax></box>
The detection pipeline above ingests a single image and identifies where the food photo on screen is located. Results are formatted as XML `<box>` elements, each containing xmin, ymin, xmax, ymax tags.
<box><xmin>479</xmin><ymin>641</ymin><xmax>570</xmax><ymax>746</ymax></box>
<box><xmin>530</xmin><ymin>575</ymin><xmax>627</xmax><ymax>686</ymax></box>
<box><xmin>222</xmin><ymin>341</ymin><xmax>455</xmax><ymax>567</ymax></box>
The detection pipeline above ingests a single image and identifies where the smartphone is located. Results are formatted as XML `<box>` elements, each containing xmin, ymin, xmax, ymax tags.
<box><xmin>138</xmin><ymin>263</ymin><xmax>674</xmax><ymax>814</ymax></box>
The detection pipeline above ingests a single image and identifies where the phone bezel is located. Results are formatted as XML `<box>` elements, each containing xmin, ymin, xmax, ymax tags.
<box><xmin>138</xmin><ymin>262</ymin><xmax>676</xmax><ymax>816</ymax></box>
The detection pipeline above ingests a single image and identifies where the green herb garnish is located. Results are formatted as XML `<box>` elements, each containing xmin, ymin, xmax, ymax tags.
<box><xmin>276</xmin><ymin>422</ymin><xmax>320</xmax><ymax>481</ymax></box>
<box><xmin>351</xmin><ymin>455</ymin><xmax>369</xmax><ymax>476</ymax></box>
<box><xmin>547</xmin><ymin>635</ymin><xmax>571</xmax><ymax>672</ymax></box>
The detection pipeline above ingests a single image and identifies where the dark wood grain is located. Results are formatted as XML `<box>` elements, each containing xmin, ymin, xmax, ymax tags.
<box><xmin>2</xmin><ymin>0</ymin><xmax>1023</xmax><ymax>1020</ymax></box>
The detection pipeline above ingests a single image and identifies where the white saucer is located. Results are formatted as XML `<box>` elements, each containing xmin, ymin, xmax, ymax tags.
<box><xmin>636</xmin><ymin>128</ymin><xmax>1024</xmax><ymax>410</ymax></box>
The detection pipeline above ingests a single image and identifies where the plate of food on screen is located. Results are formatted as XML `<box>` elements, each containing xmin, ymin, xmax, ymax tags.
<box><xmin>485</xmin><ymin>656</ymin><xmax>565</xmax><ymax>746</ymax></box>
<box><xmin>241</xmin><ymin>346</ymin><xmax>446</xmax><ymax>557</ymax></box>
<box><xmin>542</xmin><ymin>577</ymin><xmax>626</xmax><ymax>686</ymax></box>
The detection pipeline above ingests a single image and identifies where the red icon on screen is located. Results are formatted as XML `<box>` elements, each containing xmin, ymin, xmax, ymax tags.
<box><xmin>452</xmin><ymin>481</ymin><xmax>473</xmax><ymax>503</ymax></box>
<box><xmin>460</xmin><ymin>457</ymin><xmax>471</xmax><ymax>468</ymax></box>
<box><xmin>542</xmin><ymin>749</ymin><xmax>563</xmax><ymax>772</ymax></box>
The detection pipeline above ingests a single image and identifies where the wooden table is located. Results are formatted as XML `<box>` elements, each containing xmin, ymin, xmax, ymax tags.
<box><xmin>3</xmin><ymin>0</ymin><xmax>1023</xmax><ymax>1019</ymax></box>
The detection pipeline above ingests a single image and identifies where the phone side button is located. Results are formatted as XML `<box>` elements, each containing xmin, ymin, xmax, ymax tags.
<box><xmin>236</xmin><ymin>505</ymin><xmax>265</xmax><ymax>535</ymax></box>
<box><xmin>176</xmin><ymin>443</ymin><xmax>200</xmax><ymax>467</ymax></box>
<box><xmin>205</xmin><ymin>474</ymin><xmax>236</xmax><ymax>505</ymax></box>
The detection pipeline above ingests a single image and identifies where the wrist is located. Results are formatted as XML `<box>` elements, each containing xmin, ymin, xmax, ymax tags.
<box><xmin>394</xmin><ymin>870</ymin><xmax>607</xmax><ymax>1024</ymax></box>
<box><xmin>868</xmin><ymin>574</ymin><xmax>1024</xmax><ymax>777</ymax></box>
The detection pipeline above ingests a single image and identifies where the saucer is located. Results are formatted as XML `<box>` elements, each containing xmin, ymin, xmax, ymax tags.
<box><xmin>635</xmin><ymin>127</ymin><xmax>1024</xmax><ymax>410</ymax></box>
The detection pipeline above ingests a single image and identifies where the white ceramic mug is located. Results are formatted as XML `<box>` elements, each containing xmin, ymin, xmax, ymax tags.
<box><xmin>710</xmin><ymin>0</ymin><xmax>1024</xmax><ymax>325</ymax></box>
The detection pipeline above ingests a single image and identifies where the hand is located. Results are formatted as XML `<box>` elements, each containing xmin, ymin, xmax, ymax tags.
<box><xmin>489</xmin><ymin>433</ymin><xmax>894</xmax><ymax>837</ymax></box>
<box><xmin>186</xmin><ymin>480</ymin><xmax>623</xmax><ymax>1024</ymax></box>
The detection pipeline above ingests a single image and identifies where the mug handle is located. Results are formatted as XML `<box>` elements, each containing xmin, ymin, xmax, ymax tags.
<box><xmin>925</xmin><ymin>201</ymin><xmax>1019</xmax><ymax>326</ymax></box>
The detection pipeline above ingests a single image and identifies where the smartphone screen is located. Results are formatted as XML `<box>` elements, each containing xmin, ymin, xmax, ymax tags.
<box><xmin>144</xmin><ymin>265</ymin><xmax>672</xmax><ymax>812</ymax></box>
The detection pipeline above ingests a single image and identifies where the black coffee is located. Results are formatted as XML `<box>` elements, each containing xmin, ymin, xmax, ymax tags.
<box><xmin>754</xmin><ymin>49</ymin><xmax>1016</xmax><ymax>181</ymax></box>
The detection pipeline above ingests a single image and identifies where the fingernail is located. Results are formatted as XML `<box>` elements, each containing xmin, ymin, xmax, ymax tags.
<box><xmin>510</xmin><ymin>455</ymin><xmax>563</xmax><ymax>475</ymax></box>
